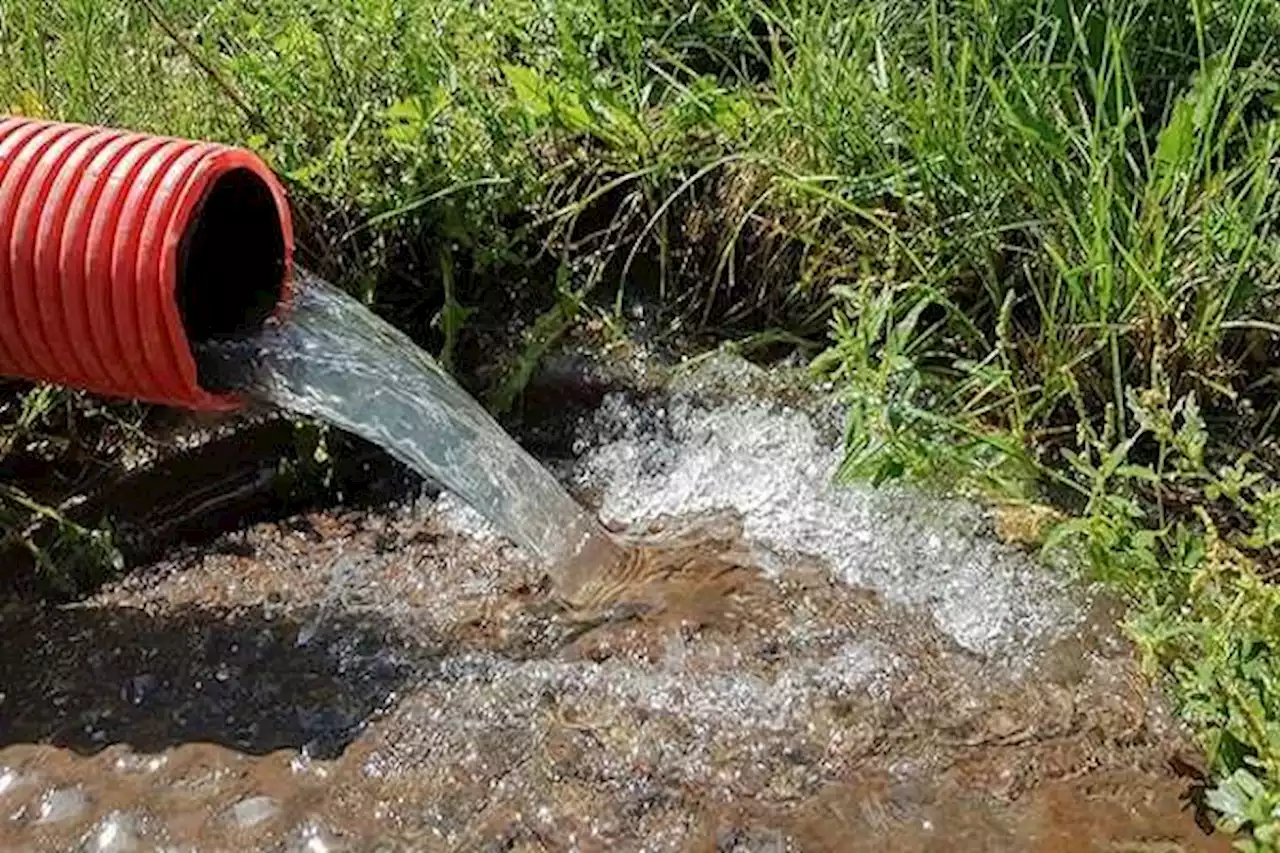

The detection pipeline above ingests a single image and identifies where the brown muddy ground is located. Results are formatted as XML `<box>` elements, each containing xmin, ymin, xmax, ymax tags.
<box><xmin>0</xmin><ymin>499</ymin><xmax>1227</xmax><ymax>852</ymax></box>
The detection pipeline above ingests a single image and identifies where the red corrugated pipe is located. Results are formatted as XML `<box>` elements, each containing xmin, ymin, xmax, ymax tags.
<box><xmin>0</xmin><ymin>116</ymin><xmax>294</xmax><ymax>411</ymax></box>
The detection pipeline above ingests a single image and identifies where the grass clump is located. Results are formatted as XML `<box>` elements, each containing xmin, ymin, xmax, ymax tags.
<box><xmin>785</xmin><ymin>1</ymin><xmax>1280</xmax><ymax>846</ymax></box>
<box><xmin>4</xmin><ymin>0</ymin><xmax>1280</xmax><ymax>845</ymax></box>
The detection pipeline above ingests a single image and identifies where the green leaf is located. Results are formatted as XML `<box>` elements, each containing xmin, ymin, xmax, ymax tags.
<box><xmin>384</xmin><ymin>97</ymin><xmax>427</xmax><ymax>143</ymax></box>
<box><xmin>501</xmin><ymin>64</ymin><xmax>552</xmax><ymax>117</ymax></box>
<box><xmin>385</xmin><ymin>97</ymin><xmax>425</xmax><ymax>122</ymax></box>
<box><xmin>872</xmin><ymin>37</ymin><xmax>890</xmax><ymax>94</ymax></box>
<box><xmin>872</xmin><ymin>457</ymin><xmax>905</xmax><ymax>486</ymax></box>
<box><xmin>990</xmin><ymin>76</ymin><xmax>1065</xmax><ymax>155</ymax></box>
<box><xmin>555</xmin><ymin>91</ymin><xmax>593</xmax><ymax>134</ymax></box>
<box><xmin>1207</xmin><ymin>769</ymin><xmax>1270</xmax><ymax>831</ymax></box>
<box><xmin>1040</xmin><ymin>517</ymin><xmax>1096</xmax><ymax>554</ymax></box>
<box><xmin>1007</xmin><ymin>99</ymin><xmax>1065</xmax><ymax>153</ymax></box>
<box><xmin>1116</xmin><ymin>464</ymin><xmax>1160</xmax><ymax>484</ymax></box>
<box><xmin>1155</xmin><ymin>98</ymin><xmax>1196</xmax><ymax>188</ymax></box>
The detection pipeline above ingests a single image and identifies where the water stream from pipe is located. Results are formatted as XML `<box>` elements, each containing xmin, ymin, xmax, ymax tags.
<box><xmin>197</xmin><ymin>269</ymin><xmax>618</xmax><ymax>585</ymax></box>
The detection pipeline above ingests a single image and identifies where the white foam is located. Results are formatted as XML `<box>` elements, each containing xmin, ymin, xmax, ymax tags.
<box><xmin>433</xmin><ymin>491</ymin><xmax>504</xmax><ymax>545</ymax></box>
<box><xmin>572</xmin><ymin>393</ymin><xmax>1079</xmax><ymax>658</ymax></box>
<box><xmin>81</xmin><ymin>810</ymin><xmax>142</xmax><ymax>853</ymax></box>
<box><xmin>366</xmin><ymin>637</ymin><xmax>895</xmax><ymax>789</ymax></box>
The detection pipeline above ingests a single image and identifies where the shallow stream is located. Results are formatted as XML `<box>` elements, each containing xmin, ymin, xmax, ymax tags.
<box><xmin>0</xmin><ymin>353</ymin><xmax>1227</xmax><ymax>851</ymax></box>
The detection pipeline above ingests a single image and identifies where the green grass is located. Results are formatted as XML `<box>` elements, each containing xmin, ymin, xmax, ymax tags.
<box><xmin>5</xmin><ymin>0</ymin><xmax>1280</xmax><ymax>846</ymax></box>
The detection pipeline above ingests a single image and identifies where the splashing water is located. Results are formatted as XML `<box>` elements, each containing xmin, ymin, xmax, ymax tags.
<box><xmin>572</xmin><ymin>387</ymin><xmax>1081</xmax><ymax>659</ymax></box>
<box><xmin>198</xmin><ymin>270</ymin><xmax>617</xmax><ymax>578</ymax></box>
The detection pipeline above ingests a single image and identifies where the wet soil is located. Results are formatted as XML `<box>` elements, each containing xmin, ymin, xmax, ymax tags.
<box><xmin>0</xmin><ymin>500</ymin><xmax>1227</xmax><ymax>852</ymax></box>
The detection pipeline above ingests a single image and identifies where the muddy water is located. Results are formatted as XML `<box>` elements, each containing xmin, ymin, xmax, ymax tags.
<box><xmin>0</xmin><ymin>361</ymin><xmax>1228</xmax><ymax>851</ymax></box>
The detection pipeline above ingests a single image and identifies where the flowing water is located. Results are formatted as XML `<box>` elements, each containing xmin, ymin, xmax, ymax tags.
<box><xmin>0</xmin><ymin>345</ymin><xmax>1229</xmax><ymax>851</ymax></box>
<box><xmin>198</xmin><ymin>270</ymin><xmax>618</xmax><ymax>583</ymax></box>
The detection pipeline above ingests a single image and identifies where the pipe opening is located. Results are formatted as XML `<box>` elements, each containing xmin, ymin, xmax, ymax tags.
<box><xmin>178</xmin><ymin>167</ymin><xmax>286</xmax><ymax>349</ymax></box>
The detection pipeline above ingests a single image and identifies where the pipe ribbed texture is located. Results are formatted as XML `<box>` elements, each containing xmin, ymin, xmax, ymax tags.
<box><xmin>0</xmin><ymin>116</ymin><xmax>293</xmax><ymax>410</ymax></box>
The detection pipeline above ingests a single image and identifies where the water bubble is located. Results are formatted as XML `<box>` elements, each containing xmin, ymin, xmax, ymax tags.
<box><xmin>228</xmin><ymin>795</ymin><xmax>279</xmax><ymax>829</ymax></box>
<box><xmin>113</xmin><ymin>751</ymin><xmax>168</xmax><ymax>775</ymax></box>
<box><xmin>574</xmin><ymin>392</ymin><xmax>1080</xmax><ymax>660</ymax></box>
<box><xmin>288</xmin><ymin>821</ymin><xmax>342</xmax><ymax>853</ymax></box>
<box><xmin>80</xmin><ymin>810</ymin><xmax>141</xmax><ymax>853</ymax></box>
<box><xmin>0</xmin><ymin>767</ymin><xmax>24</xmax><ymax>797</ymax></box>
<box><xmin>36</xmin><ymin>786</ymin><xmax>89</xmax><ymax>824</ymax></box>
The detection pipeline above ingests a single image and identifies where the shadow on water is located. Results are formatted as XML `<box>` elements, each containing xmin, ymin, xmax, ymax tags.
<box><xmin>76</xmin><ymin>418</ymin><xmax>426</xmax><ymax>565</ymax></box>
<box><xmin>0</xmin><ymin>600</ymin><xmax>434</xmax><ymax>759</ymax></box>
<box><xmin>0</xmin><ymin>417</ymin><xmax>430</xmax><ymax>601</ymax></box>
